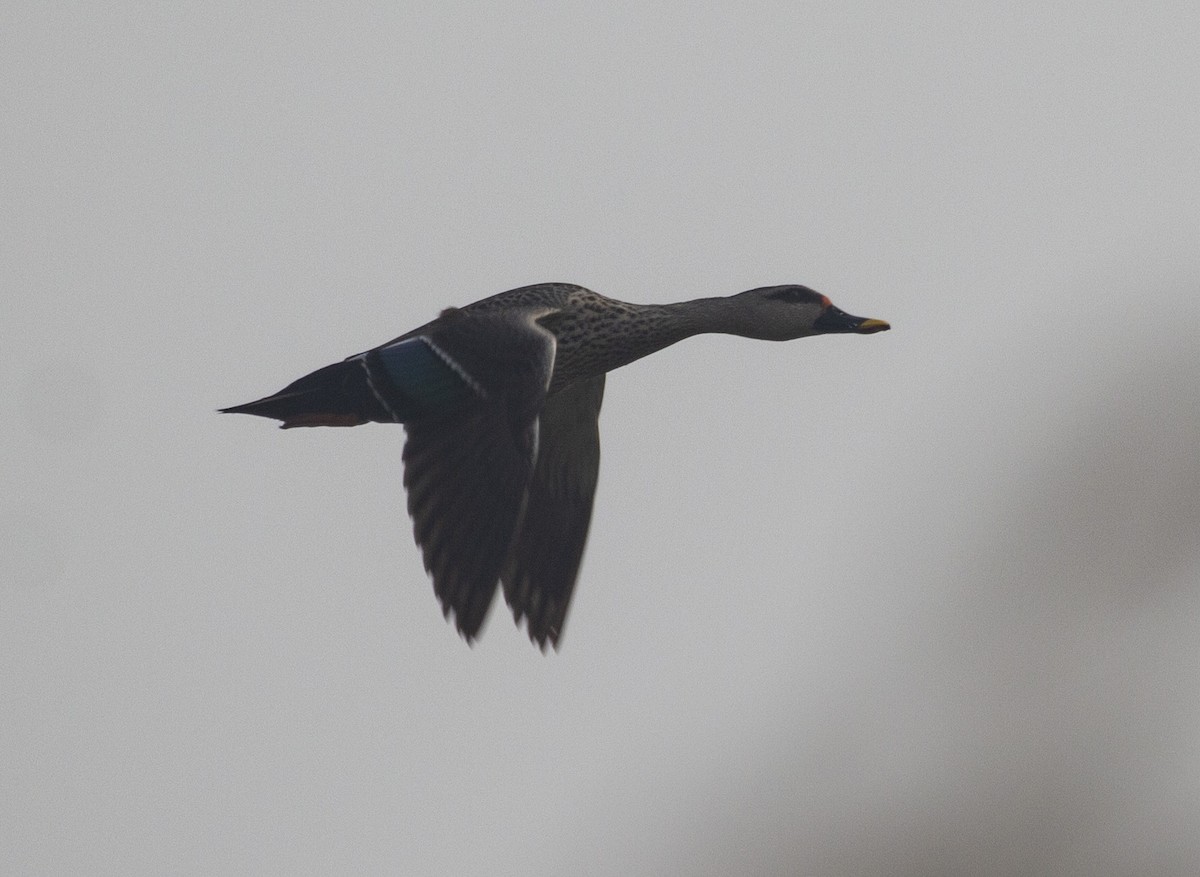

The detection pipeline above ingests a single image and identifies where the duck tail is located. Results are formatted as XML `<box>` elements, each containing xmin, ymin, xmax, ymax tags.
<box><xmin>220</xmin><ymin>359</ymin><xmax>392</xmax><ymax>429</ymax></box>
<box><xmin>223</xmin><ymin>336</ymin><xmax>481</xmax><ymax>429</ymax></box>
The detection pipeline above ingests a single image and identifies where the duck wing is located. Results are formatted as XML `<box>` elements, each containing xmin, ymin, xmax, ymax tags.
<box><xmin>502</xmin><ymin>375</ymin><xmax>605</xmax><ymax>649</ymax></box>
<box><xmin>399</xmin><ymin>309</ymin><xmax>557</xmax><ymax>642</ymax></box>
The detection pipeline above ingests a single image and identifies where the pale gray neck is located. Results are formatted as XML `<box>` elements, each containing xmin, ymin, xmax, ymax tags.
<box><xmin>594</xmin><ymin>296</ymin><xmax>755</xmax><ymax>372</ymax></box>
<box><xmin>552</xmin><ymin>294</ymin><xmax>764</xmax><ymax>389</ymax></box>
<box><xmin>651</xmin><ymin>295</ymin><xmax>759</xmax><ymax>341</ymax></box>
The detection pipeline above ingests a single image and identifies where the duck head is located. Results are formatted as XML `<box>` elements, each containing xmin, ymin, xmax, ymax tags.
<box><xmin>729</xmin><ymin>285</ymin><xmax>890</xmax><ymax>341</ymax></box>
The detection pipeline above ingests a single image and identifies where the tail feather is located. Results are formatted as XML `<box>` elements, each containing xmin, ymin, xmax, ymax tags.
<box><xmin>221</xmin><ymin>336</ymin><xmax>480</xmax><ymax>428</ymax></box>
<box><xmin>221</xmin><ymin>360</ymin><xmax>390</xmax><ymax>428</ymax></box>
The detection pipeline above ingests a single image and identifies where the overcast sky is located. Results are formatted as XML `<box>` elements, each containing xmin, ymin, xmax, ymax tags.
<box><xmin>4</xmin><ymin>3</ymin><xmax>1199</xmax><ymax>875</ymax></box>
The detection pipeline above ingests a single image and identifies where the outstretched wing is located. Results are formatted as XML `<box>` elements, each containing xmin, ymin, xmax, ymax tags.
<box><xmin>400</xmin><ymin>309</ymin><xmax>557</xmax><ymax>642</ymax></box>
<box><xmin>502</xmin><ymin>375</ymin><xmax>605</xmax><ymax>649</ymax></box>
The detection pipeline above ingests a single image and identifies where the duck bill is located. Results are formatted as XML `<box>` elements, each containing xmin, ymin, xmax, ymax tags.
<box><xmin>814</xmin><ymin>306</ymin><xmax>891</xmax><ymax>334</ymax></box>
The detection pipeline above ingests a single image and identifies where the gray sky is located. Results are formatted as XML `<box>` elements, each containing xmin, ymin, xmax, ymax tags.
<box><xmin>4</xmin><ymin>3</ymin><xmax>1199</xmax><ymax>874</ymax></box>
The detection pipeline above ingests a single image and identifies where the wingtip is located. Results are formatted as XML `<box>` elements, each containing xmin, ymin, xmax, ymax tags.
<box><xmin>523</xmin><ymin>618</ymin><xmax>563</xmax><ymax>652</ymax></box>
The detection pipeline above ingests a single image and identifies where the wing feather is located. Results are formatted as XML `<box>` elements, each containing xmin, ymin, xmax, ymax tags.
<box><xmin>502</xmin><ymin>375</ymin><xmax>605</xmax><ymax>649</ymax></box>
<box><xmin>400</xmin><ymin>309</ymin><xmax>556</xmax><ymax>641</ymax></box>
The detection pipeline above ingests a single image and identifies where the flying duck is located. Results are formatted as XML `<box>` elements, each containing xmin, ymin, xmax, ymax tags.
<box><xmin>223</xmin><ymin>282</ymin><xmax>889</xmax><ymax>648</ymax></box>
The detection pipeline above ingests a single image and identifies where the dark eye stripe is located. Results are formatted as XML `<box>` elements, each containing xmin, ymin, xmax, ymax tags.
<box><xmin>763</xmin><ymin>285</ymin><xmax>822</xmax><ymax>304</ymax></box>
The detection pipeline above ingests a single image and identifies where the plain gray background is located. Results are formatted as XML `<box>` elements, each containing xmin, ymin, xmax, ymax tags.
<box><xmin>4</xmin><ymin>3</ymin><xmax>1198</xmax><ymax>874</ymax></box>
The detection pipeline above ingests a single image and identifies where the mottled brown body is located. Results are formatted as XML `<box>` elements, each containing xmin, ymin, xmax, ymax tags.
<box><xmin>460</xmin><ymin>283</ymin><xmax>702</xmax><ymax>394</ymax></box>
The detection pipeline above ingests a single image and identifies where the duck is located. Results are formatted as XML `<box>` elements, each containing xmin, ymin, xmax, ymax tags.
<box><xmin>222</xmin><ymin>282</ymin><xmax>889</xmax><ymax>649</ymax></box>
